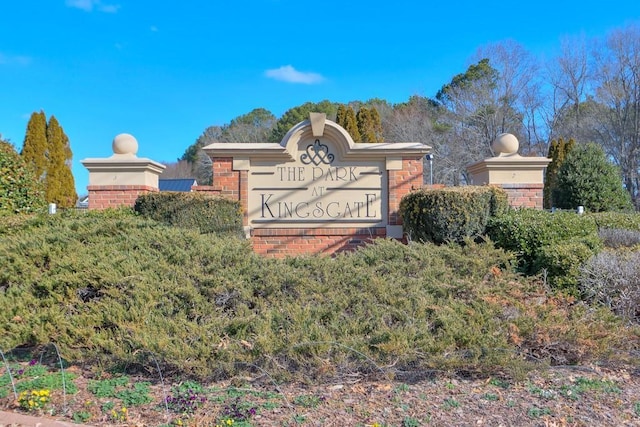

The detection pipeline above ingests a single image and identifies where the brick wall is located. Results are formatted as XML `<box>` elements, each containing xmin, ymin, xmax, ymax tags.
<box><xmin>251</xmin><ymin>227</ymin><xmax>387</xmax><ymax>258</ymax></box>
<box><xmin>499</xmin><ymin>183</ymin><xmax>545</xmax><ymax>209</ymax></box>
<box><xmin>87</xmin><ymin>185</ymin><xmax>158</xmax><ymax>210</ymax></box>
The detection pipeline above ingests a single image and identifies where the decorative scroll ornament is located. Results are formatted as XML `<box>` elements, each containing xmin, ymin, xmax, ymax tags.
<box><xmin>300</xmin><ymin>139</ymin><xmax>334</xmax><ymax>166</ymax></box>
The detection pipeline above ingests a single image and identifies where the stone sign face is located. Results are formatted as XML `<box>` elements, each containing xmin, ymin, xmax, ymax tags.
<box><xmin>248</xmin><ymin>137</ymin><xmax>385</xmax><ymax>228</ymax></box>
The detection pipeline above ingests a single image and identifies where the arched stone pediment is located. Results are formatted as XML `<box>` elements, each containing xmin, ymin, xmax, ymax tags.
<box><xmin>280</xmin><ymin>114</ymin><xmax>356</xmax><ymax>162</ymax></box>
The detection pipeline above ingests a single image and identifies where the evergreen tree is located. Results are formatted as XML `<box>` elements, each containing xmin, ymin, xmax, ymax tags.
<box><xmin>45</xmin><ymin>116</ymin><xmax>77</xmax><ymax>208</ymax></box>
<box><xmin>20</xmin><ymin>111</ymin><xmax>48</xmax><ymax>180</ymax></box>
<box><xmin>544</xmin><ymin>137</ymin><xmax>575</xmax><ymax>209</ymax></box>
<box><xmin>368</xmin><ymin>107</ymin><xmax>384</xmax><ymax>143</ymax></box>
<box><xmin>553</xmin><ymin>142</ymin><xmax>633</xmax><ymax>212</ymax></box>
<box><xmin>1</xmin><ymin>138</ymin><xmax>45</xmax><ymax>214</ymax></box>
<box><xmin>336</xmin><ymin>105</ymin><xmax>361</xmax><ymax>142</ymax></box>
<box><xmin>357</xmin><ymin>107</ymin><xmax>384</xmax><ymax>143</ymax></box>
<box><xmin>336</xmin><ymin>105</ymin><xmax>346</xmax><ymax>128</ymax></box>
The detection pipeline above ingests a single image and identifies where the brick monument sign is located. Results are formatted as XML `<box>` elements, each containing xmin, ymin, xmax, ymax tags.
<box><xmin>202</xmin><ymin>113</ymin><xmax>431</xmax><ymax>257</ymax></box>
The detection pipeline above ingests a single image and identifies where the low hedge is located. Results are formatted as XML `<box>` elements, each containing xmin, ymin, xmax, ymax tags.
<box><xmin>399</xmin><ymin>186</ymin><xmax>509</xmax><ymax>244</ymax></box>
<box><xmin>134</xmin><ymin>192</ymin><xmax>243</xmax><ymax>236</ymax></box>
<box><xmin>487</xmin><ymin>209</ymin><xmax>602</xmax><ymax>292</ymax></box>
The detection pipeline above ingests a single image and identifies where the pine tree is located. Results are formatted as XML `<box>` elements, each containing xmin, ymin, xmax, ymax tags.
<box><xmin>336</xmin><ymin>104</ymin><xmax>347</xmax><ymax>128</ymax></box>
<box><xmin>544</xmin><ymin>137</ymin><xmax>575</xmax><ymax>209</ymax></box>
<box><xmin>336</xmin><ymin>105</ymin><xmax>361</xmax><ymax>142</ymax></box>
<box><xmin>344</xmin><ymin>106</ymin><xmax>361</xmax><ymax>143</ymax></box>
<box><xmin>357</xmin><ymin>107</ymin><xmax>378</xmax><ymax>143</ymax></box>
<box><xmin>45</xmin><ymin>115</ymin><xmax>77</xmax><ymax>207</ymax></box>
<box><xmin>368</xmin><ymin>107</ymin><xmax>384</xmax><ymax>143</ymax></box>
<box><xmin>20</xmin><ymin>111</ymin><xmax>48</xmax><ymax>180</ymax></box>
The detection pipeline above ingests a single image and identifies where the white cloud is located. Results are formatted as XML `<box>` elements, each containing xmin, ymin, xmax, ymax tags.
<box><xmin>264</xmin><ymin>65</ymin><xmax>325</xmax><ymax>84</ymax></box>
<box><xmin>0</xmin><ymin>52</ymin><xmax>31</xmax><ymax>66</ymax></box>
<box><xmin>65</xmin><ymin>0</ymin><xmax>120</xmax><ymax>13</ymax></box>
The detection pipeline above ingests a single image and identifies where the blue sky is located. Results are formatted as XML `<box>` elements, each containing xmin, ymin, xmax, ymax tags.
<box><xmin>1</xmin><ymin>1</ymin><xmax>639</xmax><ymax>195</ymax></box>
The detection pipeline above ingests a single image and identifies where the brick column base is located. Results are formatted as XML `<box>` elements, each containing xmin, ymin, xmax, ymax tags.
<box><xmin>87</xmin><ymin>185</ymin><xmax>158</xmax><ymax>210</ymax></box>
<box><xmin>499</xmin><ymin>183</ymin><xmax>545</xmax><ymax>209</ymax></box>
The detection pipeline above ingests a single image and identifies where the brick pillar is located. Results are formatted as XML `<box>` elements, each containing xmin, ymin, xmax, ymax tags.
<box><xmin>81</xmin><ymin>133</ymin><xmax>166</xmax><ymax>210</ymax></box>
<box><xmin>211</xmin><ymin>157</ymin><xmax>247</xmax><ymax>225</ymax></box>
<box><xmin>388</xmin><ymin>157</ymin><xmax>424</xmax><ymax>226</ymax></box>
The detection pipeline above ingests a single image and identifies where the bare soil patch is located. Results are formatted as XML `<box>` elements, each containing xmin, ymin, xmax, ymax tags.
<box><xmin>2</xmin><ymin>364</ymin><xmax>640</xmax><ymax>426</ymax></box>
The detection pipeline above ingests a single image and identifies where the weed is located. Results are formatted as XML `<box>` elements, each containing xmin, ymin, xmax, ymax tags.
<box><xmin>24</xmin><ymin>361</ymin><xmax>47</xmax><ymax>377</ymax></box>
<box><xmin>72</xmin><ymin>410</ymin><xmax>92</xmax><ymax>423</ymax></box>
<box><xmin>116</xmin><ymin>381</ymin><xmax>153</xmax><ymax>406</ymax></box>
<box><xmin>573</xmin><ymin>377</ymin><xmax>621</xmax><ymax>394</ymax></box>
<box><xmin>489</xmin><ymin>378</ymin><xmax>510</xmax><ymax>389</ymax></box>
<box><xmin>402</xmin><ymin>416</ymin><xmax>420</xmax><ymax>427</ymax></box>
<box><xmin>527</xmin><ymin>383</ymin><xmax>557</xmax><ymax>400</ymax></box>
<box><xmin>482</xmin><ymin>393</ymin><xmax>499</xmax><ymax>401</ymax></box>
<box><xmin>101</xmin><ymin>401</ymin><xmax>115</xmax><ymax>413</ymax></box>
<box><xmin>634</xmin><ymin>401</ymin><xmax>640</xmax><ymax>417</ymax></box>
<box><xmin>292</xmin><ymin>414</ymin><xmax>306</xmax><ymax>424</ymax></box>
<box><xmin>262</xmin><ymin>401</ymin><xmax>279</xmax><ymax>410</ymax></box>
<box><xmin>559</xmin><ymin>377</ymin><xmax>621</xmax><ymax>401</ymax></box>
<box><xmin>293</xmin><ymin>393</ymin><xmax>323</xmax><ymax>408</ymax></box>
<box><xmin>527</xmin><ymin>406</ymin><xmax>551</xmax><ymax>418</ymax></box>
<box><xmin>443</xmin><ymin>397</ymin><xmax>460</xmax><ymax>409</ymax></box>
<box><xmin>395</xmin><ymin>383</ymin><xmax>410</xmax><ymax>393</ymax></box>
<box><xmin>87</xmin><ymin>376</ymin><xmax>130</xmax><ymax>397</ymax></box>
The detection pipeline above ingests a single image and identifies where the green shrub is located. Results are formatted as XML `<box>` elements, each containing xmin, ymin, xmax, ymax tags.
<box><xmin>400</xmin><ymin>186</ymin><xmax>509</xmax><ymax>244</ymax></box>
<box><xmin>0</xmin><ymin>141</ymin><xmax>45</xmax><ymax>215</ymax></box>
<box><xmin>553</xmin><ymin>142</ymin><xmax>633</xmax><ymax>212</ymax></box>
<box><xmin>589</xmin><ymin>212</ymin><xmax>640</xmax><ymax>231</ymax></box>
<box><xmin>1</xmin><ymin>213</ymin><xmax>637</xmax><ymax>380</ymax></box>
<box><xmin>534</xmin><ymin>237</ymin><xmax>601</xmax><ymax>293</ymax></box>
<box><xmin>487</xmin><ymin>209</ymin><xmax>601</xmax><ymax>288</ymax></box>
<box><xmin>134</xmin><ymin>192</ymin><xmax>243</xmax><ymax>236</ymax></box>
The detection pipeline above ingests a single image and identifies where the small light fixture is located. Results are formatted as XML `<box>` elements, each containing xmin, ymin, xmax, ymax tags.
<box><xmin>425</xmin><ymin>154</ymin><xmax>434</xmax><ymax>186</ymax></box>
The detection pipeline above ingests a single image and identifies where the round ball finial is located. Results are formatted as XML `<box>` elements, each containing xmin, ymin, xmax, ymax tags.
<box><xmin>112</xmin><ymin>133</ymin><xmax>139</xmax><ymax>156</ymax></box>
<box><xmin>492</xmin><ymin>133</ymin><xmax>519</xmax><ymax>156</ymax></box>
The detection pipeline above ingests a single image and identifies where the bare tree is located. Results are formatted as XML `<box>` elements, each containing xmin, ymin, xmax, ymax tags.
<box><xmin>160</xmin><ymin>159</ymin><xmax>196</xmax><ymax>179</ymax></box>
<box><xmin>543</xmin><ymin>35</ymin><xmax>592</xmax><ymax>143</ymax></box>
<box><xmin>591</xmin><ymin>24</ymin><xmax>640</xmax><ymax>206</ymax></box>
<box><xmin>472</xmin><ymin>40</ymin><xmax>543</xmax><ymax>154</ymax></box>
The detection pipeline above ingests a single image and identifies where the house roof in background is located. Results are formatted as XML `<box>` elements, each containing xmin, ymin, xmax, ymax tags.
<box><xmin>158</xmin><ymin>178</ymin><xmax>197</xmax><ymax>192</ymax></box>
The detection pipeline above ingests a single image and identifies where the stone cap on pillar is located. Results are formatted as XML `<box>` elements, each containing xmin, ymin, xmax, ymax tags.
<box><xmin>467</xmin><ymin>133</ymin><xmax>551</xmax><ymax>185</ymax></box>
<box><xmin>81</xmin><ymin>133</ymin><xmax>166</xmax><ymax>188</ymax></box>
